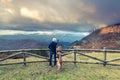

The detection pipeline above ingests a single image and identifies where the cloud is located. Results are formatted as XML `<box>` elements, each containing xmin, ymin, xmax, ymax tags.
<box><xmin>0</xmin><ymin>29</ymin><xmax>89</xmax><ymax>36</ymax></box>
<box><xmin>0</xmin><ymin>30</ymin><xmax>53</xmax><ymax>35</ymax></box>
<box><xmin>0</xmin><ymin>0</ymin><xmax>120</xmax><ymax>32</ymax></box>
<box><xmin>1</xmin><ymin>0</ymin><xmax>13</xmax><ymax>3</ymax></box>
<box><xmin>5</xmin><ymin>8</ymin><xmax>14</xmax><ymax>14</ymax></box>
<box><xmin>20</xmin><ymin>7</ymin><xmax>42</xmax><ymax>22</ymax></box>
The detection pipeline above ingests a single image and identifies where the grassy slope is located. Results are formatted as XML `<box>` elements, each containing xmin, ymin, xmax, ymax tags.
<box><xmin>0</xmin><ymin>53</ymin><xmax>120</xmax><ymax>80</ymax></box>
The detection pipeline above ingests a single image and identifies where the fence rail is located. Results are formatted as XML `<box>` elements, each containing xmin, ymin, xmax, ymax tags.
<box><xmin>0</xmin><ymin>48</ymin><xmax>120</xmax><ymax>66</ymax></box>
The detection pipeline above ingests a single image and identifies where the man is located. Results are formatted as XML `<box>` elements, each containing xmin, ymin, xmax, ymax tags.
<box><xmin>48</xmin><ymin>38</ymin><xmax>57</xmax><ymax>67</ymax></box>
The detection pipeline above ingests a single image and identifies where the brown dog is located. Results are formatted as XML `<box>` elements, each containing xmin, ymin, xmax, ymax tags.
<box><xmin>56</xmin><ymin>44</ymin><xmax>62</xmax><ymax>71</ymax></box>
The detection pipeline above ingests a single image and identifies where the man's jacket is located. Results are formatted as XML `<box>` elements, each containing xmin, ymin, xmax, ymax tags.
<box><xmin>48</xmin><ymin>42</ymin><xmax>57</xmax><ymax>53</ymax></box>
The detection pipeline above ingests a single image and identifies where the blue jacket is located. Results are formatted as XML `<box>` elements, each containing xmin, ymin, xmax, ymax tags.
<box><xmin>48</xmin><ymin>42</ymin><xmax>57</xmax><ymax>53</ymax></box>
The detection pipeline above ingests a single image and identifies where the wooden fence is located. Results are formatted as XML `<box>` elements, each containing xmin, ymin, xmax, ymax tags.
<box><xmin>0</xmin><ymin>48</ymin><xmax>120</xmax><ymax>66</ymax></box>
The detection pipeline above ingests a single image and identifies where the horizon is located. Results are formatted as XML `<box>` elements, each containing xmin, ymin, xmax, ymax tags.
<box><xmin>0</xmin><ymin>29</ymin><xmax>90</xmax><ymax>43</ymax></box>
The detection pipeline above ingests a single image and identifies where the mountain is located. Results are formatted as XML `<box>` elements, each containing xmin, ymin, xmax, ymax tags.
<box><xmin>0</xmin><ymin>32</ymin><xmax>87</xmax><ymax>50</ymax></box>
<box><xmin>0</xmin><ymin>39</ymin><xmax>72</xmax><ymax>50</ymax></box>
<box><xmin>0</xmin><ymin>39</ymin><xmax>48</xmax><ymax>50</ymax></box>
<box><xmin>0</xmin><ymin>33</ymin><xmax>86</xmax><ymax>43</ymax></box>
<box><xmin>72</xmin><ymin>24</ymin><xmax>120</xmax><ymax>49</ymax></box>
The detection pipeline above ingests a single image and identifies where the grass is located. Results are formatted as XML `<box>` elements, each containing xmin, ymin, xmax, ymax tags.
<box><xmin>0</xmin><ymin>52</ymin><xmax>120</xmax><ymax>80</ymax></box>
<box><xmin>0</xmin><ymin>63</ymin><xmax>120</xmax><ymax>80</ymax></box>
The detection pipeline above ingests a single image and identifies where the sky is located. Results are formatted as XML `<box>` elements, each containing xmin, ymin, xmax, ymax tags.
<box><xmin>0</xmin><ymin>0</ymin><xmax>120</xmax><ymax>36</ymax></box>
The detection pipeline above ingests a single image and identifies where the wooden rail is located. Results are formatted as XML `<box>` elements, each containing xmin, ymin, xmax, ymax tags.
<box><xmin>0</xmin><ymin>48</ymin><xmax>120</xmax><ymax>66</ymax></box>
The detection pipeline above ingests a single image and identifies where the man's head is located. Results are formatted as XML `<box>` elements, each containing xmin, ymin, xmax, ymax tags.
<box><xmin>52</xmin><ymin>38</ymin><xmax>57</xmax><ymax>42</ymax></box>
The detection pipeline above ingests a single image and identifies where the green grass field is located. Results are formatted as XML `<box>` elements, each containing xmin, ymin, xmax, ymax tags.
<box><xmin>0</xmin><ymin>52</ymin><xmax>120</xmax><ymax>80</ymax></box>
<box><xmin>0</xmin><ymin>62</ymin><xmax>120</xmax><ymax>80</ymax></box>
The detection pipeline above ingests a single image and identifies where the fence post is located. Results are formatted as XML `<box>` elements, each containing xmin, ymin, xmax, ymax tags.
<box><xmin>23</xmin><ymin>51</ymin><xmax>26</xmax><ymax>66</ymax></box>
<box><xmin>74</xmin><ymin>49</ymin><xmax>77</xmax><ymax>65</ymax></box>
<box><xmin>103</xmin><ymin>47</ymin><xmax>107</xmax><ymax>66</ymax></box>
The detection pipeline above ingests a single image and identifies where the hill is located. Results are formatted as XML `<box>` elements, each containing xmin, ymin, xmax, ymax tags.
<box><xmin>0</xmin><ymin>39</ymin><xmax>48</xmax><ymax>50</ymax></box>
<box><xmin>72</xmin><ymin>24</ymin><xmax>120</xmax><ymax>49</ymax></box>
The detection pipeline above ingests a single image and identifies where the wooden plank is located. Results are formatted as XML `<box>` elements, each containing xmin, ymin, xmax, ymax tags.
<box><xmin>63</xmin><ymin>61</ymin><xmax>103</xmax><ymax>64</ymax></box>
<box><xmin>76</xmin><ymin>49</ymin><xmax>120</xmax><ymax>53</ymax></box>
<box><xmin>23</xmin><ymin>52</ymin><xmax>26</xmax><ymax>66</ymax></box>
<box><xmin>25</xmin><ymin>60</ymin><xmax>48</xmax><ymax>63</ymax></box>
<box><xmin>0</xmin><ymin>52</ymin><xmax>22</xmax><ymax>62</ymax></box>
<box><xmin>25</xmin><ymin>52</ymin><xmax>49</xmax><ymax>60</ymax></box>
<box><xmin>0</xmin><ymin>62</ymin><xmax>24</xmax><ymax>66</ymax></box>
<box><xmin>74</xmin><ymin>50</ymin><xmax>77</xmax><ymax>64</ymax></box>
<box><xmin>75</xmin><ymin>61</ymin><xmax>103</xmax><ymax>64</ymax></box>
<box><xmin>103</xmin><ymin>47</ymin><xmax>107</xmax><ymax>66</ymax></box>
<box><xmin>0</xmin><ymin>60</ymin><xmax>119</xmax><ymax>66</ymax></box>
<box><xmin>107</xmin><ymin>58</ymin><xmax>120</xmax><ymax>62</ymax></box>
<box><xmin>77</xmin><ymin>52</ymin><xmax>104</xmax><ymax>62</ymax></box>
<box><xmin>0</xmin><ymin>61</ymin><xmax>48</xmax><ymax>66</ymax></box>
<box><xmin>62</xmin><ymin>52</ymin><xmax>72</xmax><ymax>56</ymax></box>
<box><xmin>0</xmin><ymin>49</ymin><xmax>120</xmax><ymax>53</ymax></box>
<box><xmin>107</xmin><ymin>63</ymin><xmax>120</xmax><ymax>66</ymax></box>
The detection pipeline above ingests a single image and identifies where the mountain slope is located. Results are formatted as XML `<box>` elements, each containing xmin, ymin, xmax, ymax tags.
<box><xmin>0</xmin><ymin>39</ymin><xmax>48</xmax><ymax>50</ymax></box>
<box><xmin>72</xmin><ymin>24</ymin><xmax>120</xmax><ymax>49</ymax></box>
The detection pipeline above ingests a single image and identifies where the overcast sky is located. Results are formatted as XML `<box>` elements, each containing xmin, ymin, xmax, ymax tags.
<box><xmin>0</xmin><ymin>0</ymin><xmax>120</xmax><ymax>35</ymax></box>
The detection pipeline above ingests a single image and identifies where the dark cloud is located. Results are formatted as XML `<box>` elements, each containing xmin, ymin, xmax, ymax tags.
<box><xmin>83</xmin><ymin>0</ymin><xmax>120</xmax><ymax>25</ymax></box>
<box><xmin>0</xmin><ymin>0</ymin><xmax>120</xmax><ymax>32</ymax></box>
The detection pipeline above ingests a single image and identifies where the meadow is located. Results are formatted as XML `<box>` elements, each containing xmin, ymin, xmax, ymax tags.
<box><xmin>0</xmin><ymin>52</ymin><xmax>120</xmax><ymax>80</ymax></box>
